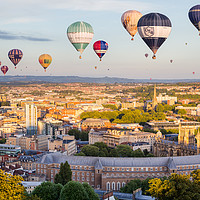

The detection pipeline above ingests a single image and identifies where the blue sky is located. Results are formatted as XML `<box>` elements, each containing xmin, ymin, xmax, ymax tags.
<box><xmin>0</xmin><ymin>0</ymin><xmax>200</xmax><ymax>79</ymax></box>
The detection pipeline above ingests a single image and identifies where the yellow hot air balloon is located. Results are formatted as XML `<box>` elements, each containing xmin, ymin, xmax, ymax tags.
<box><xmin>39</xmin><ymin>54</ymin><xmax>52</xmax><ymax>72</ymax></box>
<box><xmin>121</xmin><ymin>10</ymin><xmax>142</xmax><ymax>40</ymax></box>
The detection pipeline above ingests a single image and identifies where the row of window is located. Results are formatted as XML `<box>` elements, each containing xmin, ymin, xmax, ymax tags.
<box><xmin>72</xmin><ymin>176</ymin><xmax>94</xmax><ymax>182</ymax></box>
<box><xmin>104</xmin><ymin>172</ymin><xmax>166</xmax><ymax>177</ymax></box>
<box><xmin>72</xmin><ymin>172</ymin><xmax>94</xmax><ymax>176</ymax></box>
<box><xmin>106</xmin><ymin>182</ymin><xmax>125</xmax><ymax>191</ymax></box>
<box><xmin>103</xmin><ymin>167</ymin><xmax>167</xmax><ymax>172</ymax></box>
<box><xmin>71</xmin><ymin>166</ymin><xmax>92</xmax><ymax>170</ymax></box>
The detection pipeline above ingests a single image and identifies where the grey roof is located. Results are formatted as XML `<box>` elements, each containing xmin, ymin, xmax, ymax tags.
<box><xmin>37</xmin><ymin>153</ymin><xmax>200</xmax><ymax>168</ymax></box>
<box><xmin>95</xmin><ymin>159</ymin><xmax>103</xmax><ymax>169</ymax></box>
<box><xmin>167</xmin><ymin>158</ymin><xmax>177</xmax><ymax>170</ymax></box>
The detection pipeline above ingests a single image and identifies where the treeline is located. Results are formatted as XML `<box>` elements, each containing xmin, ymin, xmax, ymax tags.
<box><xmin>75</xmin><ymin>142</ymin><xmax>154</xmax><ymax>158</ymax></box>
<box><xmin>68</xmin><ymin>129</ymin><xmax>88</xmax><ymax>141</ymax></box>
<box><xmin>80</xmin><ymin>109</ymin><xmax>166</xmax><ymax>123</ymax></box>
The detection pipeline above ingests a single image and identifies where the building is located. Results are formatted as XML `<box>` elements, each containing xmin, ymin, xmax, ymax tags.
<box><xmin>48</xmin><ymin>135</ymin><xmax>76</xmax><ymax>155</ymax></box>
<box><xmin>25</xmin><ymin>103</ymin><xmax>37</xmax><ymax>135</ymax></box>
<box><xmin>36</xmin><ymin>152</ymin><xmax>200</xmax><ymax>191</ymax></box>
<box><xmin>153</xmin><ymin>124</ymin><xmax>200</xmax><ymax>157</ymax></box>
<box><xmin>89</xmin><ymin>129</ymin><xmax>156</xmax><ymax>150</ymax></box>
<box><xmin>81</xmin><ymin>118</ymin><xmax>111</xmax><ymax>131</ymax></box>
<box><xmin>22</xmin><ymin>181</ymin><xmax>43</xmax><ymax>194</ymax></box>
<box><xmin>156</xmin><ymin>93</ymin><xmax>177</xmax><ymax>104</ymax></box>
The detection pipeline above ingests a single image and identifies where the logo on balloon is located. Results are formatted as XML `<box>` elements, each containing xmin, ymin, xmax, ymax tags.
<box><xmin>144</xmin><ymin>26</ymin><xmax>154</xmax><ymax>37</ymax></box>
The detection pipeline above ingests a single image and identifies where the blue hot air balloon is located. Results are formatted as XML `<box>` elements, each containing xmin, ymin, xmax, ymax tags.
<box><xmin>137</xmin><ymin>13</ymin><xmax>172</xmax><ymax>59</ymax></box>
<box><xmin>188</xmin><ymin>5</ymin><xmax>200</xmax><ymax>35</ymax></box>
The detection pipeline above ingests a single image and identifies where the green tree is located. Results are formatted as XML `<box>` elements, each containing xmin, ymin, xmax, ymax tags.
<box><xmin>0</xmin><ymin>138</ymin><xmax>6</xmax><ymax>144</ymax></box>
<box><xmin>131</xmin><ymin>149</ymin><xmax>144</xmax><ymax>157</ymax></box>
<box><xmin>82</xmin><ymin>182</ymin><xmax>100</xmax><ymax>200</ymax></box>
<box><xmin>116</xmin><ymin>145</ymin><xmax>133</xmax><ymax>157</ymax></box>
<box><xmin>81</xmin><ymin>145</ymin><xmax>100</xmax><ymax>156</ymax></box>
<box><xmin>148</xmin><ymin>173</ymin><xmax>200</xmax><ymax>200</ymax></box>
<box><xmin>32</xmin><ymin>182</ymin><xmax>63</xmax><ymax>200</ymax></box>
<box><xmin>156</xmin><ymin>104</ymin><xmax>164</xmax><ymax>112</ymax></box>
<box><xmin>59</xmin><ymin>181</ymin><xmax>89</xmax><ymax>200</ymax></box>
<box><xmin>177</xmin><ymin>109</ymin><xmax>187</xmax><ymax>115</ymax></box>
<box><xmin>54</xmin><ymin>161</ymin><xmax>72</xmax><ymax>185</ymax></box>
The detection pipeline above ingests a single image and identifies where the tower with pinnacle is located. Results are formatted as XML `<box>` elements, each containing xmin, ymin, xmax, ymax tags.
<box><xmin>152</xmin><ymin>84</ymin><xmax>157</xmax><ymax>110</ymax></box>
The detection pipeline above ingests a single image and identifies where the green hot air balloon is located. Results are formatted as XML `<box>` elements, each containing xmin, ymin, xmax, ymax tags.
<box><xmin>67</xmin><ymin>21</ymin><xmax>94</xmax><ymax>59</ymax></box>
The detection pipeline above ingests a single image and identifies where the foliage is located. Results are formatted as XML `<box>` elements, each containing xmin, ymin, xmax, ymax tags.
<box><xmin>0</xmin><ymin>101</ymin><xmax>10</xmax><ymax>106</ymax></box>
<box><xmin>54</xmin><ymin>161</ymin><xmax>72</xmax><ymax>185</ymax></box>
<box><xmin>23</xmin><ymin>194</ymin><xmax>42</xmax><ymax>200</ymax></box>
<box><xmin>59</xmin><ymin>181</ymin><xmax>89</xmax><ymax>200</ymax></box>
<box><xmin>32</xmin><ymin>182</ymin><xmax>63</xmax><ymax>200</ymax></box>
<box><xmin>77</xmin><ymin>142</ymin><xmax>153</xmax><ymax>158</ymax></box>
<box><xmin>177</xmin><ymin>109</ymin><xmax>187</xmax><ymax>115</ymax></box>
<box><xmin>0</xmin><ymin>138</ymin><xmax>6</xmax><ymax>144</ymax></box>
<box><xmin>160</xmin><ymin>129</ymin><xmax>179</xmax><ymax>135</ymax></box>
<box><xmin>80</xmin><ymin>109</ymin><xmax>166</xmax><ymax>124</ymax></box>
<box><xmin>68</xmin><ymin>129</ymin><xmax>88</xmax><ymax>141</ymax></box>
<box><xmin>148</xmin><ymin>173</ymin><xmax>200</xmax><ymax>200</ymax></box>
<box><xmin>120</xmin><ymin>178</ymin><xmax>152</xmax><ymax>195</ymax></box>
<box><xmin>102</xmin><ymin>104</ymin><xmax>118</xmax><ymax>110</ymax></box>
<box><xmin>82</xmin><ymin>182</ymin><xmax>100</xmax><ymax>200</ymax></box>
<box><xmin>0</xmin><ymin>169</ymin><xmax>25</xmax><ymax>200</ymax></box>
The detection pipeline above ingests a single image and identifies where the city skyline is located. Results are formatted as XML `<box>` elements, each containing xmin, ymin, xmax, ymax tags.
<box><xmin>0</xmin><ymin>0</ymin><xmax>199</xmax><ymax>79</ymax></box>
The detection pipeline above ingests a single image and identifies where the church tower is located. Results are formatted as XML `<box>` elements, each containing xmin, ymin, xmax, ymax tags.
<box><xmin>178</xmin><ymin>123</ymin><xmax>184</xmax><ymax>145</ymax></box>
<box><xmin>196</xmin><ymin>129</ymin><xmax>200</xmax><ymax>155</ymax></box>
<box><xmin>152</xmin><ymin>84</ymin><xmax>157</xmax><ymax>110</ymax></box>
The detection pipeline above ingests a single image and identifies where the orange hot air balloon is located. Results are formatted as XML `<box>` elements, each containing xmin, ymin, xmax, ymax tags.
<box><xmin>39</xmin><ymin>54</ymin><xmax>52</xmax><ymax>72</ymax></box>
<box><xmin>95</xmin><ymin>66</ymin><xmax>97</xmax><ymax>69</ymax></box>
<box><xmin>121</xmin><ymin>10</ymin><xmax>142</xmax><ymax>40</ymax></box>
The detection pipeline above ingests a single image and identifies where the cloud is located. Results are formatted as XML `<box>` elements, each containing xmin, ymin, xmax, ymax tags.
<box><xmin>0</xmin><ymin>30</ymin><xmax>52</xmax><ymax>42</ymax></box>
<box><xmin>48</xmin><ymin>0</ymin><xmax>154</xmax><ymax>12</ymax></box>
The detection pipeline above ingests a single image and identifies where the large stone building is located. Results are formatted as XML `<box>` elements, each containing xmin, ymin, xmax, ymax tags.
<box><xmin>36</xmin><ymin>152</ymin><xmax>200</xmax><ymax>191</ymax></box>
<box><xmin>153</xmin><ymin>124</ymin><xmax>200</xmax><ymax>157</ymax></box>
<box><xmin>89</xmin><ymin>129</ymin><xmax>156</xmax><ymax>150</ymax></box>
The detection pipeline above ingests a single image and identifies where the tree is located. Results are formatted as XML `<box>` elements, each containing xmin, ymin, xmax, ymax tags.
<box><xmin>81</xmin><ymin>145</ymin><xmax>100</xmax><ymax>156</ymax></box>
<box><xmin>131</xmin><ymin>149</ymin><xmax>144</xmax><ymax>157</ymax></box>
<box><xmin>177</xmin><ymin>109</ymin><xmax>187</xmax><ymax>115</ymax></box>
<box><xmin>0</xmin><ymin>138</ymin><xmax>6</xmax><ymax>144</ymax></box>
<box><xmin>0</xmin><ymin>169</ymin><xmax>25</xmax><ymax>200</ymax></box>
<box><xmin>148</xmin><ymin>173</ymin><xmax>200</xmax><ymax>200</ymax></box>
<box><xmin>82</xmin><ymin>182</ymin><xmax>100</xmax><ymax>200</ymax></box>
<box><xmin>32</xmin><ymin>182</ymin><xmax>63</xmax><ymax>200</ymax></box>
<box><xmin>54</xmin><ymin>161</ymin><xmax>72</xmax><ymax>185</ymax></box>
<box><xmin>59</xmin><ymin>181</ymin><xmax>89</xmax><ymax>200</ymax></box>
<box><xmin>116</xmin><ymin>145</ymin><xmax>133</xmax><ymax>157</ymax></box>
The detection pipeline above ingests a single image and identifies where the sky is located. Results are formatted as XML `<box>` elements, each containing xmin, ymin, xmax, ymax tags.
<box><xmin>0</xmin><ymin>0</ymin><xmax>200</xmax><ymax>79</ymax></box>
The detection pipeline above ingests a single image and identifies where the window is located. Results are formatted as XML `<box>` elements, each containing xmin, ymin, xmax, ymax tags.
<box><xmin>92</xmin><ymin>173</ymin><xmax>94</xmax><ymax>176</ymax></box>
<box><xmin>141</xmin><ymin>168</ymin><xmax>143</xmax><ymax>171</ymax></box>
<box><xmin>87</xmin><ymin>177</ymin><xmax>89</xmax><ymax>181</ymax></box>
<box><xmin>77</xmin><ymin>177</ymin><xmax>80</xmax><ymax>181</ymax></box>
<box><xmin>77</xmin><ymin>172</ymin><xmax>80</xmax><ymax>175</ymax></box>
<box><xmin>126</xmin><ymin>168</ymin><xmax>129</xmax><ymax>171</ymax></box>
<box><xmin>136</xmin><ymin>168</ymin><xmax>139</xmax><ymax>171</ymax></box>
<box><xmin>117</xmin><ymin>168</ymin><xmax>119</xmax><ymax>171</ymax></box>
<box><xmin>82</xmin><ymin>172</ymin><xmax>84</xmax><ymax>176</ymax></box>
<box><xmin>80</xmin><ymin>166</ymin><xmax>82</xmax><ymax>169</ymax></box>
<box><xmin>84</xmin><ymin>166</ymin><xmax>87</xmax><ymax>170</ymax></box>
<box><xmin>75</xmin><ymin>166</ymin><xmax>78</xmax><ymax>169</ymax></box>
<box><xmin>107</xmin><ymin>168</ymin><xmax>110</xmax><ymax>171</ymax></box>
<box><xmin>122</xmin><ymin>182</ymin><xmax>126</xmax><ymax>187</ymax></box>
<box><xmin>117</xmin><ymin>182</ymin><xmax>121</xmax><ymax>191</ymax></box>
<box><xmin>155</xmin><ymin>167</ymin><xmax>158</xmax><ymax>171</ymax></box>
<box><xmin>87</xmin><ymin>172</ymin><xmax>89</xmax><ymax>176</ymax></box>
<box><xmin>122</xmin><ymin>168</ymin><xmax>124</xmax><ymax>171</ymax></box>
<box><xmin>73</xmin><ymin>176</ymin><xmax>75</xmax><ymax>180</ymax></box>
<box><xmin>73</xmin><ymin>172</ymin><xmax>75</xmax><ymax>175</ymax></box>
<box><xmin>151</xmin><ymin>168</ymin><xmax>153</xmax><ymax>171</ymax></box>
<box><xmin>92</xmin><ymin>177</ymin><xmax>94</xmax><ymax>181</ymax></box>
<box><xmin>106</xmin><ymin>182</ymin><xmax>110</xmax><ymax>191</ymax></box>
<box><xmin>112</xmin><ymin>168</ymin><xmax>115</xmax><ymax>171</ymax></box>
<box><xmin>112</xmin><ymin>182</ymin><xmax>115</xmax><ymax>190</ymax></box>
<box><xmin>82</xmin><ymin>177</ymin><xmax>85</xmax><ymax>181</ymax></box>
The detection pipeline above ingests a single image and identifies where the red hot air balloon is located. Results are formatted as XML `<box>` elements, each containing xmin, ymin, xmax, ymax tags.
<box><xmin>193</xmin><ymin>72</ymin><xmax>195</xmax><ymax>75</ymax></box>
<box><xmin>95</xmin><ymin>66</ymin><xmax>97</xmax><ymax>70</ymax></box>
<box><xmin>150</xmin><ymin>77</ymin><xmax>152</xmax><ymax>80</ymax></box>
<box><xmin>8</xmin><ymin>49</ymin><xmax>23</xmax><ymax>69</ymax></box>
<box><xmin>145</xmin><ymin>53</ymin><xmax>148</xmax><ymax>58</ymax></box>
<box><xmin>1</xmin><ymin>66</ymin><xmax>8</xmax><ymax>75</ymax></box>
<box><xmin>93</xmin><ymin>40</ymin><xmax>108</xmax><ymax>61</ymax></box>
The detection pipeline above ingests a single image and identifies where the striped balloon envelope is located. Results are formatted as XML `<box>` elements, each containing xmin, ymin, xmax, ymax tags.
<box><xmin>188</xmin><ymin>5</ymin><xmax>200</xmax><ymax>35</ymax></box>
<box><xmin>8</xmin><ymin>49</ymin><xmax>23</xmax><ymax>69</ymax></box>
<box><xmin>93</xmin><ymin>40</ymin><xmax>108</xmax><ymax>61</ymax></box>
<box><xmin>1</xmin><ymin>66</ymin><xmax>8</xmax><ymax>75</ymax></box>
<box><xmin>39</xmin><ymin>54</ymin><xmax>52</xmax><ymax>72</ymax></box>
<box><xmin>137</xmin><ymin>13</ymin><xmax>172</xmax><ymax>59</ymax></box>
<box><xmin>67</xmin><ymin>21</ymin><xmax>94</xmax><ymax>59</ymax></box>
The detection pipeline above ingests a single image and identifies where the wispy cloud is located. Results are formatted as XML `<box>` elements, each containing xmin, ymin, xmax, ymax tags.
<box><xmin>47</xmin><ymin>0</ymin><xmax>154</xmax><ymax>12</ymax></box>
<box><xmin>0</xmin><ymin>30</ymin><xmax>52</xmax><ymax>42</ymax></box>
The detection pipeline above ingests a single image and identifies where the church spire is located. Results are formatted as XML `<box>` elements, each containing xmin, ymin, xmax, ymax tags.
<box><xmin>152</xmin><ymin>84</ymin><xmax>157</xmax><ymax>110</ymax></box>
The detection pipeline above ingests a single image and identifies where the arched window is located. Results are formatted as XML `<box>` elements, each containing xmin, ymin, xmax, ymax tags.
<box><xmin>117</xmin><ymin>182</ymin><xmax>121</xmax><ymax>191</ymax></box>
<box><xmin>122</xmin><ymin>182</ymin><xmax>126</xmax><ymax>188</ymax></box>
<box><xmin>112</xmin><ymin>182</ymin><xmax>115</xmax><ymax>191</ymax></box>
<box><xmin>106</xmin><ymin>182</ymin><xmax>110</xmax><ymax>191</ymax></box>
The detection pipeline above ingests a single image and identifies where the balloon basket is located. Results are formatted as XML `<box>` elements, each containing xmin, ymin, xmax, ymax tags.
<box><xmin>152</xmin><ymin>55</ymin><xmax>156</xmax><ymax>60</ymax></box>
<box><xmin>15</xmin><ymin>67</ymin><xmax>16</xmax><ymax>69</ymax></box>
<box><xmin>131</xmin><ymin>37</ymin><xmax>134</xmax><ymax>41</ymax></box>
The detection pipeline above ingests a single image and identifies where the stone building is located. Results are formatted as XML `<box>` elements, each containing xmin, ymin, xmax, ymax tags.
<box><xmin>36</xmin><ymin>152</ymin><xmax>200</xmax><ymax>191</ymax></box>
<box><xmin>153</xmin><ymin>124</ymin><xmax>200</xmax><ymax>157</ymax></box>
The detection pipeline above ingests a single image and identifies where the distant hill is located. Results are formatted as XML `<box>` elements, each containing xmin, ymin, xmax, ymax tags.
<box><xmin>0</xmin><ymin>76</ymin><xmax>199</xmax><ymax>84</ymax></box>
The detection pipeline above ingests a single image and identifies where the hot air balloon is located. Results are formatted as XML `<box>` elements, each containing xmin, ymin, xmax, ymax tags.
<box><xmin>121</xmin><ymin>10</ymin><xmax>142</xmax><ymax>40</ymax></box>
<box><xmin>0</xmin><ymin>61</ymin><xmax>1</xmax><ymax>66</ymax></box>
<box><xmin>185</xmin><ymin>43</ymin><xmax>188</xmax><ymax>45</ymax></box>
<box><xmin>1</xmin><ymin>66</ymin><xmax>8</xmax><ymax>75</ymax></box>
<box><xmin>137</xmin><ymin>13</ymin><xmax>172</xmax><ymax>59</ymax></box>
<box><xmin>145</xmin><ymin>53</ymin><xmax>148</xmax><ymax>58</ymax></box>
<box><xmin>189</xmin><ymin>5</ymin><xmax>200</xmax><ymax>36</ymax></box>
<box><xmin>170</xmin><ymin>60</ymin><xmax>173</xmax><ymax>63</ymax></box>
<box><xmin>150</xmin><ymin>77</ymin><xmax>152</xmax><ymax>80</ymax></box>
<box><xmin>67</xmin><ymin>21</ymin><xmax>94</xmax><ymax>59</ymax></box>
<box><xmin>39</xmin><ymin>54</ymin><xmax>52</xmax><ymax>72</ymax></box>
<box><xmin>193</xmin><ymin>72</ymin><xmax>195</xmax><ymax>75</ymax></box>
<box><xmin>95</xmin><ymin>66</ymin><xmax>97</xmax><ymax>70</ymax></box>
<box><xmin>93</xmin><ymin>40</ymin><xmax>108</xmax><ymax>61</ymax></box>
<box><xmin>8</xmin><ymin>49</ymin><xmax>23</xmax><ymax>69</ymax></box>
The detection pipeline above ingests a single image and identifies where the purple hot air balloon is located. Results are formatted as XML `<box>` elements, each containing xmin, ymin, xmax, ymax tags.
<box><xmin>8</xmin><ymin>49</ymin><xmax>23</xmax><ymax>69</ymax></box>
<box><xmin>145</xmin><ymin>53</ymin><xmax>148</xmax><ymax>58</ymax></box>
<box><xmin>1</xmin><ymin>66</ymin><xmax>8</xmax><ymax>75</ymax></box>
